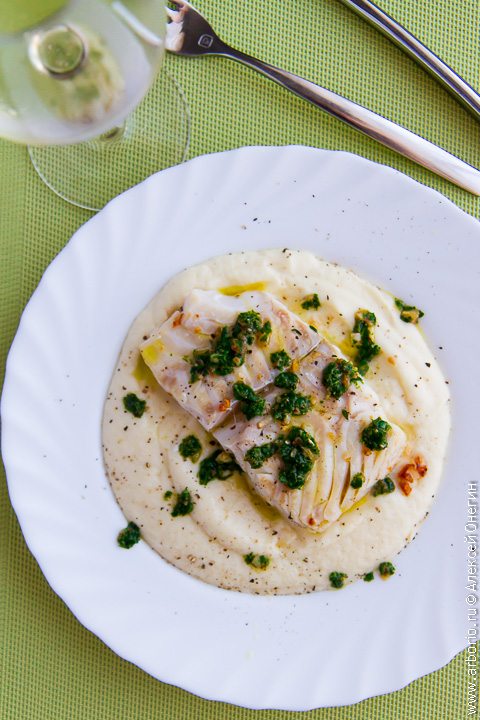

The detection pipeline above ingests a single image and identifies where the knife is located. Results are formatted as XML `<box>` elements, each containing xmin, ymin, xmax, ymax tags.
<box><xmin>339</xmin><ymin>0</ymin><xmax>480</xmax><ymax>120</ymax></box>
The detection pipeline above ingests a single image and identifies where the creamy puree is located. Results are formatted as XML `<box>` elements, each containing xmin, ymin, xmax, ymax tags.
<box><xmin>102</xmin><ymin>249</ymin><xmax>450</xmax><ymax>594</ymax></box>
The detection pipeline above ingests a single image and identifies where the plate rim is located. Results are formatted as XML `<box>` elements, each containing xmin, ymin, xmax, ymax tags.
<box><xmin>2</xmin><ymin>145</ymin><xmax>479</xmax><ymax>711</ymax></box>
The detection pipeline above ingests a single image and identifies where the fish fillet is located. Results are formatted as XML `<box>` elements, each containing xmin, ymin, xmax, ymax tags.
<box><xmin>214</xmin><ymin>341</ymin><xmax>407</xmax><ymax>532</ymax></box>
<box><xmin>140</xmin><ymin>290</ymin><xmax>319</xmax><ymax>430</ymax></box>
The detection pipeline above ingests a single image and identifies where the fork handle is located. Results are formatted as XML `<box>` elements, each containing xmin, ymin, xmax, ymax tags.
<box><xmin>339</xmin><ymin>0</ymin><xmax>480</xmax><ymax>121</ymax></box>
<box><xmin>218</xmin><ymin>45</ymin><xmax>480</xmax><ymax>195</ymax></box>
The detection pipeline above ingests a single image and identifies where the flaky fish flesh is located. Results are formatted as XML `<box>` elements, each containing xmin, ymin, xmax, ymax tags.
<box><xmin>214</xmin><ymin>341</ymin><xmax>407</xmax><ymax>532</ymax></box>
<box><xmin>140</xmin><ymin>290</ymin><xmax>319</xmax><ymax>430</ymax></box>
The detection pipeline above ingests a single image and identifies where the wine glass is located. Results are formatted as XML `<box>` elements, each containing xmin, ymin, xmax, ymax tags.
<box><xmin>0</xmin><ymin>0</ymin><xmax>189</xmax><ymax>210</ymax></box>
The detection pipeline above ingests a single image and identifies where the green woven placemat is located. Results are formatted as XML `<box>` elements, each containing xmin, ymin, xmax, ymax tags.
<box><xmin>1</xmin><ymin>1</ymin><xmax>478</xmax><ymax>718</ymax></box>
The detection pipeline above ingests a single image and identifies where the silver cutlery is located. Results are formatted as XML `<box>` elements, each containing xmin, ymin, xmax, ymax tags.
<box><xmin>339</xmin><ymin>0</ymin><xmax>480</xmax><ymax>121</ymax></box>
<box><xmin>165</xmin><ymin>0</ymin><xmax>480</xmax><ymax>196</ymax></box>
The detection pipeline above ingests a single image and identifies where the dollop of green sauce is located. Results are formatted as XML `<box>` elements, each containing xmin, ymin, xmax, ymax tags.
<box><xmin>322</xmin><ymin>358</ymin><xmax>362</xmax><ymax>399</ymax></box>
<box><xmin>117</xmin><ymin>521</ymin><xmax>141</xmax><ymax>549</ymax></box>
<box><xmin>233</xmin><ymin>382</ymin><xmax>266</xmax><ymax>420</ymax></box>
<box><xmin>301</xmin><ymin>293</ymin><xmax>321</xmax><ymax>310</ymax></box>
<box><xmin>271</xmin><ymin>391</ymin><xmax>312</xmax><ymax>422</ymax></box>
<box><xmin>171</xmin><ymin>488</ymin><xmax>195</xmax><ymax>517</ymax></box>
<box><xmin>379</xmin><ymin>561</ymin><xmax>396</xmax><ymax>577</ymax></box>
<box><xmin>245</xmin><ymin>441</ymin><xmax>278</xmax><ymax>469</ymax></box>
<box><xmin>274</xmin><ymin>370</ymin><xmax>298</xmax><ymax>390</ymax></box>
<box><xmin>361</xmin><ymin>417</ymin><xmax>391</xmax><ymax>451</ymax></box>
<box><xmin>270</xmin><ymin>349</ymin><xmax>291</xmax><ymax>370</ymax></box>
<box><xmin>198</xmin><ymin>449</ymin><xmax>239</xmax><ymax>485</ymax></box>
<box><xmin>350</xmin><ymin>472</ymin><xmax>365</xmax><ymax>489</ymax></box>
<box><xmin>179</xmin><ymin>434</ymin><xmax>202</xmax><ymax>462</ymax></box>
<box><xmin>244</xmin><ymin>552</ymin><xmax>270</xmax><ymax>570</ymax></box>
<box><xmin>123</xmin><ymin>392</ymin><xmax>146</xmax><ymax>418</ymax></box>
<box><xmin>245</xmin><ymin>426</ymin><xmax>319</xmax><ymax>490</ymax></box>
<box><xmin>329</xmin><ymin>571</ymin><xmax>347</xmax><ymax>589</ymax></box>
<box><xmin>277</xmin><ymin>427</ymin><xmax>319</xmax><ymax>489</ymax></box>
<box><xmin>188</xmin><ymin>310</ymin><xmax>271</xmax><ymax>382</ymax></box>
<box><xmin>372</xmin><ymin>477</ymin><xmax>395</xmax><ymax>496</ymax></box>
<box><xmin>351</xmin><ymin>309</ymin><xmax>381</xmax><ymax>375</ymax></box>
<box><xmin>394</xmin><ymin>297</ymin><xmax>424</xmax><ymax>324</ymax></box>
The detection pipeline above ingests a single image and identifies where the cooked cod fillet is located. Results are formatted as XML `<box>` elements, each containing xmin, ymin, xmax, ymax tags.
<box><xmin>140</xmin><ymin>290</ymin><xmax>319</xmax><ymax>430</ymax></box>
<box><xmin>214</xmin><ymin>341</ymin><xmax>407</xmax><ymax>532</ymax></box>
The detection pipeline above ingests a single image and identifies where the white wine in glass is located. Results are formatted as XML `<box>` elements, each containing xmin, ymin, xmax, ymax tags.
<box><xmin>0</xmin><ymin>0</ymin><xmax>189</xmax><ymax>209</ymax></box>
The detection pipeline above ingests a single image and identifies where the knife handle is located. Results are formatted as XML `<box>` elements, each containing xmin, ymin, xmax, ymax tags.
<box><xmin>339</xmin><ymin>0</ymin><xmax>480</xmax><ymax>120</ymax></box>
<box><xmin>221</xmin><ymin>46</ymin><xmax>480</xmax><ymax>195</ymax></box>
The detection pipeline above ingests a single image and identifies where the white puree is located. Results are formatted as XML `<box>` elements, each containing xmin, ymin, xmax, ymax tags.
<box><xmin>102</xmin><ymin>249</ymin><xmax>450</xmax><ymax>594</ymax></box>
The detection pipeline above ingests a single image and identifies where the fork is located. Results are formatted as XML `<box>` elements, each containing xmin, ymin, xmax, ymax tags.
<box><xmin>165</xmin><ymin>0</ymin><xmax>480</xmax><ymax>196</ymax></box>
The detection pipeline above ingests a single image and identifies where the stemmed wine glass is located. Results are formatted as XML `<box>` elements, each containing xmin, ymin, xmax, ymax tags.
<box><xmin>0</xmin><ymin>0</ymin><xmax>189</xmax><ymax>210</ymax></box>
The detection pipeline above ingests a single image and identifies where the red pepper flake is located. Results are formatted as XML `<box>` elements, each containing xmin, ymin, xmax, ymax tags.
<box><xmin>218</xmin><ymin>398</ymin><xmax>231</xmax><ymax>412</ymax></box>
<box><xmin>399</xmin><ymin>479</ymin><xmax>412</xmax><ymax>496</ymax></box>
<box><xmin>415</xmin><ymin>456</ymin><xmax>428</xmax><ymax>477</ymax></box>
<box><xmin>398</xmin><ymin>456</ymin><xmax>428</xmax><ymax>495</ymax></box>
<box><xmin>399</xmin><ymin>464</ymin><xmax>416</xmax><ymax>484</ymax></box>
<box><xmin>172</xmin><ymin>313</ymin><xmax>183</xmax><ymax>328</ymax></box>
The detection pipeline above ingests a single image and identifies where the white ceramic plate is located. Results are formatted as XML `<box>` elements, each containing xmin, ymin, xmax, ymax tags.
<box><xmin>2</xmin><ymin>146</ymin><xmax>479</xmax><ymax>711</ymax></box>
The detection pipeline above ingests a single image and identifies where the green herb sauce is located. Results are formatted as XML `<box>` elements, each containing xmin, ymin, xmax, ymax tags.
<box><xmin>274</xmin><ymin>370</ymin><xmax>299</xmax><ymax>390</ymax></box>
<box><xmin>322</xmin><ymin>358</ymin><xmax>362</xmax><ymax>399</ymax></box>
<box><xmin>270</xmin><ymin>349</ymin><xmax>291</xmax><ymax>370</ymax></box>
<box><xmin>178</xmin><ymin>434</ymin><xmax>202</xmax><ymax>462</ymax></box>
<box><xmin>372</xmin><ymin>477</ymin><xmax>395</xmax><ymax>496</ymax></box>
<box><xmin>244</xmin><ymin>552</ymin><xmax>270</xmax><ymax>570</ymax></box>
<box><xmin>258</xmin><ymin>319</ymin><xmax>272</xmax><ymax>342</ymax></box>
<box><xmin>350</xmin><ymin>472</ymin><xmax>365</xmax><ymax>489</ymax></box>
<box><xmin>171</xmin><ymin>488</ymin><xmax>195</xmax><ymax>517</ymax></box>
<box><xmin>188</xmin><ymin>310</ymin><xmax>271</xmax><ymax>383</ymax></box>
<box><xmin>245</xmin><ymin>441</ymin><xmax>278</xmax><ymax>469</ymax></box>
<box><xmin>245</xmin><ymin>426</ymin><xmax>319</xmax><ymax>490</ymax></box>
<box><xmin>271</xmin><ymin>391</ymin><xmax>311</xmax><ymax>422</ymax></box>
<box><xmin>351</xmin><ymin>309</ymin><xmax>381</xmax><ymax>375</ymax></box>
<box><xmin>378</xmin><ymin>561</ymin><xmax>396</xmax><ymax>577</ymax></box>
<box><xmin>198</xmin><ymin>449</ymin><xmax>239</xmax><ymax>485</ymax></box>
<box><xmin>329</xmin><ymin>571</ymin><xmax>347</xmax><ymax>589</ymax></box>
<box><xmin>361</xmin><ymin>417</ymin><xmax>391</xmax><ymax>451</ymax></box>
<box><xmin>123</xmin><ymin>392</ymin><xmax>146</xmax><ymax>418</ymax></box>
<box><xmin>394</xmin><ymin>298</ymin><xmax>424</xmax><ymax>324</ymax></box>
<box><xmin>117</xmin><ymin>521</ymin><xmax>141</xmax><ymax>549</ymax></box>
<box><xmin>301</xmin><ymin>293</ymin><xmax>321</xmax><ymax>310</ymax></box>
<box><xmin>233</xmin><ymin>381</ymin><xmax>266</xmax><ymax>420</ymax></box>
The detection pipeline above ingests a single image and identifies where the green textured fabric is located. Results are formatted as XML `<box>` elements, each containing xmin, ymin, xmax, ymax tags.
<box><xmin>1</xmin><ymin>1</ymin><xmax>479</xmax><ymax>718</ymax></box>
